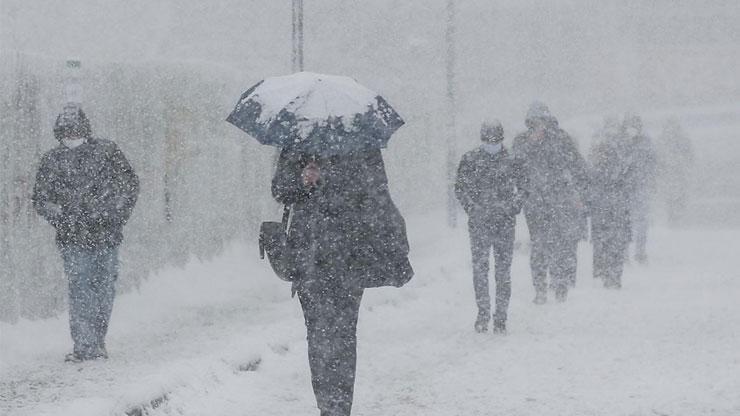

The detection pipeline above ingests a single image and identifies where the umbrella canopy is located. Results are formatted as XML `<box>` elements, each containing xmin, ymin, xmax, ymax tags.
<box><xmin>226</xmin><ymin>72</ymin><xmax>404</xmax><ymax>155</ymax></box>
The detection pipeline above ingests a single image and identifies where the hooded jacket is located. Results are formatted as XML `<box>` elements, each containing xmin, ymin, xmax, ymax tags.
<box><xmin>33</xmin><ymin>136</ymin><xmax>139</xmax><ymax>249</ymax></box>
<box><xmin>513</xmin><ymin>119</ymin><xmax>589</xmax><ymax>242</ymax></box>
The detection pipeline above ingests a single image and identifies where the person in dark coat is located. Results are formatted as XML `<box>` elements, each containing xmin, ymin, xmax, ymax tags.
<box><xmin>455</xmin><ymin>120</ymin><xmax>527</xmax><ymax>334</ymax></box>
<box><xmin>32</xmin><ymin>105</ymin><xmax>139</xmax><ymax>362</ymax></box>
<box><xmin>656</xmin><ymin>118</ymin><xmax>694</xmax><ymax>227</ymax></box>
<box><xmin>623</xmin><ymin>114</ymin><xmax>657</xmax><ymax>264</ymax></box>
<box><xmin>513</xmin><ymin>102</ymin><xmax>589</xmax><ymax>303</ymax></box>
<box><xmin>272</xmin><ymin>146</ymin><xmax>412</xmax><ymax>416</ymax></box>
<box><xmin>589</xmin><ymin>117</ymin><xmax>634</xmax><ymax>288</ymax></box>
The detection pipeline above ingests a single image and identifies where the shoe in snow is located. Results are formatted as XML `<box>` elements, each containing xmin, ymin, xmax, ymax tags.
<box><xmin>554</xmin><ymin>288</ymin><xmax>568</xmax><ymax>303</ymax></box>
<box><xmin>604</xmin><ymin>279</ymin><xmax>622</xmax><ymax>290</ymax></box>
<box><xmin>474</xmin><ymin>312</ymin><xmax>489</xmax><ymax>333</ymax></box>
<box><xmin>64</xmin><ymin>352</ymin><xmax>84</xmax><ymax>363</ymax></box>
<box><xmin>91</xmin><ymin>344</ymin><xmax>108</xmax><ymax>360</ymax></box>
<box><xmin>493</xmin><ymin>320</ymin><xmax>507</xmax><ymax>335</ymax></box>
<box><xmin>533</xmin><ymin>291</ymin><xmax>547</xmax><ymax>305</ymax></box>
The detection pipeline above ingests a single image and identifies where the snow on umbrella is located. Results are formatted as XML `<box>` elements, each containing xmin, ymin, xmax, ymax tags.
<box><xmin>226</xmin><ymin>72</ymin><xmax>404</xmax><ymax>155</ymax></box>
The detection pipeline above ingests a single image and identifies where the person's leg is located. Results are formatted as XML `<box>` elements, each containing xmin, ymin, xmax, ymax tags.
<box><xmin>675</xmin><ymin>187</ymin><xmax>688</xmax><ymax>225</ymax></box>
<box><xmin>592</xmin><ymin>215</ymin><xmax>609</xmax><ymax>280</ymax></box>
<box><xmin>525</xmin><ymin>212</ymin><xmax>548</xmax><ymax>303</ymax></box>
<box><xmin>666</xmin><ymin>191</ymin><xmax>680</xmax><ymax>226</ymax></box>
<box><xmin>492</xmin><ymin>218</ymin><xmax>515</xmax><ymax>331</ymax></box>
<box><xmin>326</xmin><ymin>288</ymin><xmax>363</xmax><ymax>416</ymax></box>
<box><xmin>602</xmin><ymin>236</ymin><xmax>618</xmax><ymax>288</ymax></box>
<box><xmin>91</xmin><ymin>247</ymin><xmax>119</xmax><ymax>356</ymax></box>
<box><xmin>469</xmin><ymin>218</ymin><xmax>494</xmax><ymax>330</ymax></box>
<box><xmin>632</xmin><ymin>201</ymin><xmax>649</xmax><ymax>263</ymax></box>
<box><xmin>61</xmin><ymin>247</ymin><xmax>97</xmax><ymax>359</ymax></box>
<box><xmin>592</xmin><ymin>235</ymin><xmax>606</xmax><ymax>280</ymax></box>
<box><xmin>605</xmin><ymin>228</ymin><xmax>630</xmax><ymax>288</ymax></box>
<box><xmin>551</xmin><ymin>239</ymin><xmax>577</xmax><ymax>302</ymax></box>
<box><xmin>298</xmin><ymin>287</ymin><xmax>330</xmax><ymax>414</ymax></box>
<box><xmin>299</xmin><ymin>283</ymin><xmax>363</xmax><ymax>416</ymax></box>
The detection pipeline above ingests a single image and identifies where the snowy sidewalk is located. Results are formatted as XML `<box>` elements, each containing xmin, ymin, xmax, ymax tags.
<box><xmin>2</xmin><ymin>213</ymin><xmax>739</xmax><ymax>415</ymax></box>
<box><xmin>0</xmin><ymin>241</ymin><xmax>298</xmax><ymax>416</ymax></box>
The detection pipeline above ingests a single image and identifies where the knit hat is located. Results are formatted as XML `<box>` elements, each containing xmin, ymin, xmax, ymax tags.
<box><xmin>480</xmin><ymin>120</ymin><xmax>504</xmax><ymax>143</ymax></box>
<box><xmin>525</xmin><ymin>101</ymin><xmax>556</xmax><ymax>129</ymax></box>
<box><xmin>53</xmin><ymin>105</ymin><xmax>92</xmax><ymax>141</ymax></box>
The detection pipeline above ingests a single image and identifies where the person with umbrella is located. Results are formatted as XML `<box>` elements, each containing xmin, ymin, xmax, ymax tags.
<box><xmin>228</xmin><ymin>72</ymin><xmax>412</xmax><ymax>416</ymax></box>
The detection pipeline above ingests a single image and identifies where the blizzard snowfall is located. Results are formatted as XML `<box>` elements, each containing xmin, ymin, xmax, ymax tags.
<box><xmin>2</xmin><ymin>212</ymin><xmax>738</xmax><ymax>416</ymax></box>
<box><xmin>2</xmin><ymin>1</ymin><xmax>740</xmax><ymax>415</ymax></box>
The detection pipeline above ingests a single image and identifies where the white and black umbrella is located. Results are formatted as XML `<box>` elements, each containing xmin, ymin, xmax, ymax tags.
<box><xmin>226</xmin><ymin>72</ymin><xmax>404</xmax><ymax>155</ymax></box>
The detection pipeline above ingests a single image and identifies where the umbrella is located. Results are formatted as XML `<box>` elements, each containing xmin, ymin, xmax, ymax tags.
<box><xmin>226</xmin><ymin>72</ymin><xmax>404</xmax><ymax>155</ymax></box>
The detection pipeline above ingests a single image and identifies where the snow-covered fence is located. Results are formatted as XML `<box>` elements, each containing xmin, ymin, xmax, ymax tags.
<box><xmin>0</xmin><ymin>52</ymin><xmax>276</xmax><ymax>322</ymax></box>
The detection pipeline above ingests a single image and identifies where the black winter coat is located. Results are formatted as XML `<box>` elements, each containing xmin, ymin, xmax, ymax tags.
<box><xmin>589</xmin><ymin>134</ymin><xmax>634</xmax><ymax>244</ymax></box>
<box><xmin>513</xmin><ymin>127</ymin><xmax>589</xmax><ymax>242</ymax></box>
<box><xmin>454</xmin><ymin>147</ymin><xmax>527</xmax><ymax>221</ymax></box>
<box><xmin>32</xmin><ymin>138</ymin><xmax>139</xmax><ymax>249</ymax></box>
<box><xmin>628</xmin><ymin>133</ymin><xmax>658</xmax><ymax>204</ymax></box>
<box><xmin>272</xmin><ymin>148</ymin><xmax>413</xmax><ymax>289</ymax></box>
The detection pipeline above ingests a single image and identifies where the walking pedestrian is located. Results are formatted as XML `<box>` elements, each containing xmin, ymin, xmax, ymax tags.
<box><xmin>32</xmin><ymin>105</ymin><xmax>139</xmax><ymax>362</ymax></box>
<box><xmin>455</xmin><ymin>120</ymin><xmax>527</xmax><ymax>333</ymax></box>
<box><xmin>513</xmin><ymin>102</ymin><xmax>589</xmax><ymax>303</ymax></box>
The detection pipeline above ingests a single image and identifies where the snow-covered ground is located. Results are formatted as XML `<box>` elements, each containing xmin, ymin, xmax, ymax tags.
<box><xmin>2</xmin><ymin>211</ymin><xmax>739</xmax><ymax>416</ymax></box>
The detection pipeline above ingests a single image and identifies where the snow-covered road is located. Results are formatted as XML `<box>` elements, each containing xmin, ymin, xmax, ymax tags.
<box><xmin>2</xmin><ymin>213</ymin><xmax>739</xmax><ymax>415</ymax></box>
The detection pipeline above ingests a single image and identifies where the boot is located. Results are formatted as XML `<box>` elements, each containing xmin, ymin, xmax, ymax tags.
<box><xmin>91</xmin><ymin>344</ymin><xmax>108</xmax><ymax>360</ymax></box>
<box><xmin>474</xmin><ymin>311</ymin><xmax>490</xmax><ymax>333</ymax></box>
<box><xmin>554</xmin><ymin>287</ymin><xmax>568</xmax><ymax>303</ymax></box>
<box><xmin>492</xmin><ymin>319</ymin><xmax>506</xmax><ymax>335</ymax></box>
<box><xmin>533</xmin><ymin>290</ymin><xmax>547</xmax><ymax>305</ymax></box>
<box><xmin>64</xmin><ymin>352</ymin><xmax>85</xmax><ymax>363</ymax></box>
<box><xmin>604</xmin><ymin>277</ymin><xmax>622</xmax><ymax>289</ymax></box>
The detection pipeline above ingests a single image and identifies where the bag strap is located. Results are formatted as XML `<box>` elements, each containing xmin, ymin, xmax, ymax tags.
<box><xmin>281</xmin><ymin>205</ymin><xmax>292</xmax><ymax>233</ymax></box>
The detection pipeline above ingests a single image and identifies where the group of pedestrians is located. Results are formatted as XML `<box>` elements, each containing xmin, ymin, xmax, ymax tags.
<box><xmin>30</xmin><ymin>98</ymin><xmax>691</xmax><ymax>416</ymax></box>
<box><xmin>455</xmin><ymin>102</ymin><xmax>669</xmax><ymax>334</ymax></box>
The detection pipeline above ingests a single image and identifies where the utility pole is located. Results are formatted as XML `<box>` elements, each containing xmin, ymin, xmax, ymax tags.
<box><xmin>292</xmin><ymin>0</ymin><xmax>304</xmax><ymax>72</ymax></box>
<box><xmin>445</xmin><ymin>0</ymin><xmax>457</xmax><ymax>228</ymax></box>
<box><xmin>0</xmin><ymin>0</ymin><xmax>3</xmax><ymax>52</ymax></box>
